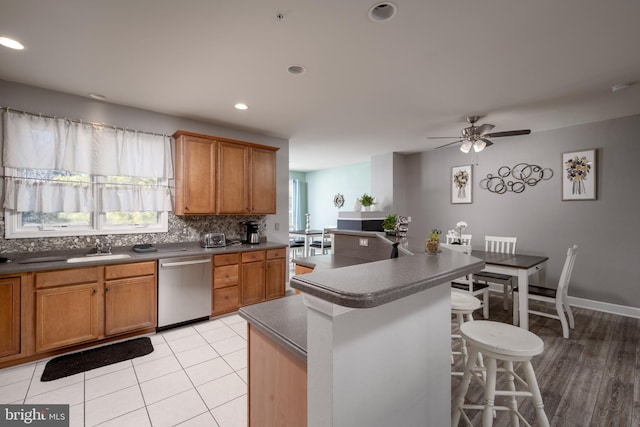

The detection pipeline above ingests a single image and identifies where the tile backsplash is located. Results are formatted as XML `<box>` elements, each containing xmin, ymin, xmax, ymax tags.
<box><xmin>0</xmin><ymin>213</ymin><xmax>266</xmax><ymax>253</ymax></box>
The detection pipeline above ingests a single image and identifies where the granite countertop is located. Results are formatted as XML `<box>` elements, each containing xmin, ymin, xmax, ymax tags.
<box><xmin>239</xmin><ymin>294</ymin><xmax>307</xmax><ymax>361</ymax></box>
<box><xmin>292</xmin><ymin>254</ymin><xmax>372</xmax><ymax>270</ymax></box>
<box><xmin>0</xmin><ymin>241</ymin><xmax>288</xmax><ymax>274</ymax></box>
<box><xmin>290</xmin><ymin>251</ymin><xmax>484</xmax><ymax>308</ymax></box>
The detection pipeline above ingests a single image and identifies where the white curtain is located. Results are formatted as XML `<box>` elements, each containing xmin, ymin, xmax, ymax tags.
<box><xmin>3</xmin><ymin>111</ymin><xmax>174</xmax><ymax>212</ymax></box>
<box><xmin>4</xmin><ymin>180</ymin><xmax>92</xmax><ymax>213</ymax></box>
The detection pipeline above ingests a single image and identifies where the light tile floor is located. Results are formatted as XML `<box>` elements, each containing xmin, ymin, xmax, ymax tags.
<box><xmin>0</xmin><ymin>314</ymin><xmax>249</xmax><ymax>427</ymax></box>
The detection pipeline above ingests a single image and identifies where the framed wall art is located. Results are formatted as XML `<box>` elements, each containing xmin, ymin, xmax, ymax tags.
<box><xmin>562</xmin><ymin>149</ymin><xmax>597</xmax><ymax>201</ymax></box>
<box><xmin>451</xmin><ymin>164</ymin><xmax>472</xmax><ymax>204</ymax></box>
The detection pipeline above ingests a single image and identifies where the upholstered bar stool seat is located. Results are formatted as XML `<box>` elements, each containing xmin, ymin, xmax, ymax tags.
<box><xmin>451</xmin><ymin>290</ymin><xmax>483</xmax><ymax>376</ymax></box>
<box><xmin>452</xmin><ymin>321</ymin><xmax>549</xmax><ymax>427</ymax></box>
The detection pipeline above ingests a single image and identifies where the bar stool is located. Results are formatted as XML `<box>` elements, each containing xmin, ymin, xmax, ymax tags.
<box><xmin>451</xmin><ymin>290</ymin><xmax>482</xmax><ymax>375</ymax></box>
<box><xmin>452</xmin><ymin>321</ymin><xmax>549</xmax><ymax>427</ymax></box>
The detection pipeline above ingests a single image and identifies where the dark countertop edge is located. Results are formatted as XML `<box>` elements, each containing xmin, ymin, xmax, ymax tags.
<box><xmin>290</xmin><ymin>258</ymin><xmax>485</xmax><ymax>309</ymax></box>
<box><xmin>0</xmin><ymin>241</ymin><xmax>288</xmax><ymax>274</ymax></box>
<box><xmin>239</xmin><ymin>297</ymin><xmax>307</xmax><ymax>362</ymax></box>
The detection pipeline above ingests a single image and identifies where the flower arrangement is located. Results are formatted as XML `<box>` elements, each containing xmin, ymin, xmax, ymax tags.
<box><xmin>428</xmin><ymin>229</ymin><xmax>441</xmax><ymax>242</ymax></box>
<box><xmin>453</xmin><ymin>169</ymin><xmax>470</xmax><ymax>199</ymax></box>
<box><xmin>448</xmin><ymin>221</ymin><xmax>467</xmax><ymax>244</ymax></box>
<box><xmin>426</xmin><ymin>229</ymin><xmax>441</xmax><ymax>253</ymax></box>
<box><xmin>565</xmin><ymin>155</ymin><xmax>591</xmax><ymax>195</ymax></box>
<box><xmin>383</xmin><ymin>214</ymin><xmax>398</xmax><ymax>232</ymax></box>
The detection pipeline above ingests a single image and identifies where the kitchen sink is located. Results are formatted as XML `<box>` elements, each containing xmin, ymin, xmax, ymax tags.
<box><xmin>67</xmin><ymin>253</ymin><xmax>131</xmax><ymax>263</ymax></box>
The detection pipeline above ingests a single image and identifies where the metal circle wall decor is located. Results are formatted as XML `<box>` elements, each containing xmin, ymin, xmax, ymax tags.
<box><xmin>479</xmin><ymin>163</ymin><xmax>553</xmax><ymax>194</ymax></box>
<box><xmin>333</xmin><ymin>193</ymin><xmax>345</xmax><ymax>208</ymax></box>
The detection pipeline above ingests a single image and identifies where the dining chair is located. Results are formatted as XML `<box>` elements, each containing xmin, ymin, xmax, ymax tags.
<box><xmin>474</xmin><ymin>235</ymin><xmax>517</xmax><ymax>310</ymax></box>
<box><xmin>445</xmin><ymin>233</ymin><xmax>473</xmax><ymax>245</ymax></box>
<box><xmin>310</xmin><ymin>229</ymin><xmax>332</xmax><ymax>255</ymax></box>
<box><xmin>442</xmin><ymin>244</ymin><xmax>490</xmax><ymax>319</ymax></box>
<box><xmin>513</xmin><ymin>245</ymin><xmax>578</xmax><ymax>339</ymax></box>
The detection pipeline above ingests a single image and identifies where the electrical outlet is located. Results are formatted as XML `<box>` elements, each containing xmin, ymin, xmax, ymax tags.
<box><xmin>359</xmin><ymin>238</ymin><xmax>369</xmax><ymax>247</ymax></box>
<box><xmin>407</xmin><ymin>216</ymin><xmax>412</xmax><ymax>222</ymax></box>
<box><xmin>274</xmin><ymin>223</ymin><xmax>280</xmax><ymax>231</ymax></box>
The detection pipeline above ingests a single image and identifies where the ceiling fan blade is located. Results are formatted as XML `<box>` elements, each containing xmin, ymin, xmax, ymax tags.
<box><xmin>475</xmin><ymin>124</ymin><xmax>495</xmax><ymax>136</ymax></box>
<box><xmin>427</xmin><ymin>136</ymin><xmax>461</xmax><ymax>139</ymax></box>
<box><xmin>484</xmin><ymin>129</ymin><xmax>531</xmax><ymax>138</ymax></box>
<box><xmin>435</xmin><ymin>139</ymin><xmax>463</xmax><ymax>149</ymax></box>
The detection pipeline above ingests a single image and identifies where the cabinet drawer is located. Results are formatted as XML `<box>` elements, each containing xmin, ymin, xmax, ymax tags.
<box><xmin>214</xmin><ymin>253</ymin><xmax>240</xmax><ymax>266</ymax></box>
<box><xmin>266</xmin><ymin>248</ymin><xmax>286</xmax><ymax>260</ymax></box>
<box><xmin>242</xmin><ymin>251</ymin><xmax>264</xmax><ymax>263</ymax></box>
<box><xmin>213</xmin><ymin>286</ymin><xmax>239</xmax><ymax>314</ymax></box>
<box><xmin>105</xmin><ymin>261</ymin><xmax>156</xmax><ymax>280</ymax></box>
<box><xmin>214</xmin><ymin>264</ymin><xmax>239</xmax><ymax>288</ymax></box>
<box><xmin>35</xmin><ymin>267</ymin><xmax>100</xmax><ymax>289</ymax></box>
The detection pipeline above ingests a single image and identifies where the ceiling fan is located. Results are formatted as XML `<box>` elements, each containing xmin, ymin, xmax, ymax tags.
<box><xmin>428</xmin><ymin>116</ymin><xmax>531</xmax><ymax>153</ymax></box>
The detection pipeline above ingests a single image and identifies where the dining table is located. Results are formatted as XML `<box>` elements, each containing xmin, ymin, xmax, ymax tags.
<box><xmin>289</xmin><ymin>229</ymin><xmax>323</xmax><ymax>257</ymax></box>
<box><xmin>470</xmin><ymin>250</ymin><xmax>549</xmax><ymax>330</ymax></box>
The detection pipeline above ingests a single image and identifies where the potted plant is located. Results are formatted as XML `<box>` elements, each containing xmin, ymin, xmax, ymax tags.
<box><xmin>426</xmin><ymin>228</ymin><xmax>441</xmax><ymax>254</ymax></box>
<box><xmin>383</xmin><ymin>214</ymin><xmax>398</xmax><ymax>235</ymax></box>
<box><xmin>359</xmin><ymin>193</ymin><xmax>375</xmax><ymax>211</ymax></box>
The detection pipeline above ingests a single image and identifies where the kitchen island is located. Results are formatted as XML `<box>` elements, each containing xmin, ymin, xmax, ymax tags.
<box><xmin>240</xmin><ymin>235</ymin><xmax>484</xmax><ymax>427</ymax></box>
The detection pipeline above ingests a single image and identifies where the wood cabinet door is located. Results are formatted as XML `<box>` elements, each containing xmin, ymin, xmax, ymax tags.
<box><xmin>104</xmin><ymin>276</ymin><xmax>157</xmax><ymax>336</ymax></box>
<box><xmin>217</xmin><ymin>141</ymin><xmax>250</xmax><ymax>214</ymax></box>
<box><xmin>36</xmin><ymin>284</ymin><xmax>101</xmax><ymax>353</ymax></box>
<box><xmin>250</xmin><ymin>148</ymin><xmax>277</xmax><ymax>214</ymax></box>
<box><xmin>175</xmin><ymin>134</ymin><xmax>216</xmax><ymax>215</ymax></box>
<box><xmin>265</xmin><ymin>258</ymin><xmax>286</xmax><ymax>300</ymax></box>
<box><xmin>241</xmin><ymin>261</ymin><xmax>265</xmax><ymax>306</ymax></box>
<box><xmin>0</xmin><ymin>277</ymin><xmax>20</xmax><ymax>358</ymax></box>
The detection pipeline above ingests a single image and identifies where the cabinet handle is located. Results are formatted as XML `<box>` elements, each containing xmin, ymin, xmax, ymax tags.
<box><xmin>92</xmin><ymin>288</ymin><xmax>97</xmax><ymax>294</ymax></box>
<box><xmin>185</xmin><ymin>206</ymin><xmax>190</xmax><ymax>211</ymax></box>
<box><xmin>105</xmin><ymin>287</ymin><xmax>110</xmax><ymax>292</ymax></box>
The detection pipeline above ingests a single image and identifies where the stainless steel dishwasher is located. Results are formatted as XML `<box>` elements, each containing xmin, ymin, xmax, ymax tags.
<box><xmin>157</xmin><ymin>255</ymin><xmax>212</xmax><ymax>331</ymax></box>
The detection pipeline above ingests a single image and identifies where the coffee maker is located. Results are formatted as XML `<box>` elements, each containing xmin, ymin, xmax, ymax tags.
<box><xmin>242</xmin><ymin>221</ymin><xmax>259</xmax><ymax>244</ymax></box>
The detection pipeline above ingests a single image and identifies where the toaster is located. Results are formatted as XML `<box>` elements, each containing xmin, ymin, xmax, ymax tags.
<box><xmin>202</xmin><ymin>233</ymin><xmax>226</xmax><ymax>248</ymax></box>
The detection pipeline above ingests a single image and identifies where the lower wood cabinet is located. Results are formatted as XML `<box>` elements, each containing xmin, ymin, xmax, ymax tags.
<box><xmin>0</xmin><ymin>277</ymin><xmax>21</xmax><ymax>358</ymax></box>
<box><xmin>213</xmin><ymin>253</ymin><xmax>240</xmax><ymax>316</ymax></box>
<box><xmin>36</xmin><ymin>282</ymin><xmax>101</xmax><ymax>353</ymax></box>
<box><xmin>265</xmin><ymin>249</ymin><xmax>286</xmax><ymax>300</ymax></box>
<box><xmin>241</xmin><ymin>251</ymin><xmax>266</xmax><ymax>306</ymax></box>
<box><xmin>104</xmin><ymin>261</ymin><xmax>157</xmax><ymax>336</ymax></box>
<box><xmin>34</xmin><ymin>262</ymin><xmax>157</xmax><ymax>354</ymax></box>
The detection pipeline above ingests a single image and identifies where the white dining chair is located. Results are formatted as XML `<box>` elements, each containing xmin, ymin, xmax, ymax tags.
<box><xmin>442</xmin><ymin>244</ymin><xmax>490</xmax><ymax>319</ymax></box>
<box><xmin>310</xmin><ymin>229</ymin><xmax>332</xmax><ymax>255</ymax></box>
<box><xmin>474</xmin><ymin>235</ymin><xmax>517</xmax><ymax>310</ymax></box>
<box><xmin>513</xmin><ymin>245</ymin><xmax>578</xmax><ymax>339</ymax></box>
<box><xmin>445</xmin><ymin>233</ymin><xmax>473</xmax><ymax>245</ymax></box>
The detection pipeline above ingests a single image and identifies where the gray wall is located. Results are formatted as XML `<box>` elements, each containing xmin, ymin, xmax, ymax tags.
<box><xmin>0</xmin><ymin>80</ymin><xmax>290</xmax><ymax>251</ymax></box>
<box><xmin>404</xmin><ymin>114</ymin><xmax>640</xmax><ymax>308</ymax></box>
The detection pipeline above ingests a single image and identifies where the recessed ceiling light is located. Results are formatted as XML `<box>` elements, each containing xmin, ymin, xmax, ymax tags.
<box><xmin>287</xmin><ymin>65</ymin><xmax>306</xmax><ymax>75</ymax></box>
<box><xmin>368</xmin><ymin>2</ymin><xmax>397</xmax><ymax>22</ymax></box>
<box><xmin>0</xmin><ymin>36</ymin><xmax>24</xmax><ymax>50</ymax></box>
<box><xmin>234</xmin><ymin>103</ymin><xmax>248</xmax><ymax>110</ymax></box>
<box><xmin>89</xmin><ymin>93</ymin><xmax>107</xmax><ymax>101</ymax></box>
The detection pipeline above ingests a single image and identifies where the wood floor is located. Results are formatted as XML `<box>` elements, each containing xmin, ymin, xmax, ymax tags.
<box><xmin>451</xmin><ymin>294</ymin><xmax>640</xmax><ymax>427</ymax></box>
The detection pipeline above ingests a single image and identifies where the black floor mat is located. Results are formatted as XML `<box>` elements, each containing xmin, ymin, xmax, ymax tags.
<box><xmin>41</xmin><ymin>337</ymin><xmax>154</xmax><ymax>382</ymax></box>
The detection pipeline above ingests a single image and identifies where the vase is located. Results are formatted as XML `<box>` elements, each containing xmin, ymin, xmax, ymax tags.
<box><xmin>363</xmin><ymin>205</ymin><xmax>371</xmax><ymax>212</ymax></box>
<box><xmin>426</xmin><ymin>240</ymin><xmax>440</xmax><ymax>254</ymax></box>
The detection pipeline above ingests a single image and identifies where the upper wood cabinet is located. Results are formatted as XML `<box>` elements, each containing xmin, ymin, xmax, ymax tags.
<box><xmin>174</xmin><ymin>133</ymin><xmax>217</xmax><ymax>215</ymax></box>
<box><xmin>173</xmin><ymin>130</ymin><xmax>279</xmax><ymax>215</ymax></box>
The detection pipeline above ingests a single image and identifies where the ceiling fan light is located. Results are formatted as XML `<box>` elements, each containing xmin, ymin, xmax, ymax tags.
<box><xmin>473</xmin><ymin>140</ymin><xmax>486</xmax><ymax>152</ymax></box>
<box><xmin>460</xmin><ymin>141</ymin><xmax>473</xmax><ymax>153</ymax></box>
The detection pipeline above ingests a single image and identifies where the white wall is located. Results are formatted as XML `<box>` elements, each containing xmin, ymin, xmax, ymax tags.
<box><xmin>404</xmin><ymin>114</ymin><xmax>640</xmax><ymax>309</ymax></box>
<box><xmin>305</xmin><ymin>162</ymin><xmax>370</xmax><ymax>229</ymax></box>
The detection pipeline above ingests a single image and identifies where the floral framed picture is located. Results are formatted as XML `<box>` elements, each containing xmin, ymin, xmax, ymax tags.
<box><xmin>451</xmin><ymin>164</ymin><xmax>472</xmax><ymax>204</ymax></box>
<box><xmin>562</xmin><ymin>149</ymin><xmax>597</xmax><ymax>200</ymax></box>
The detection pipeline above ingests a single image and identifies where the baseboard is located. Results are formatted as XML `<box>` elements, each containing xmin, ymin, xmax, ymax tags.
<box><xmin>486</xmin><ymin>284</ymin><xmax>640</xmax><ymax>320</ymax></box>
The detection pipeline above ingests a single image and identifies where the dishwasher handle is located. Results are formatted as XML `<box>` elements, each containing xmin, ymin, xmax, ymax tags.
<box><xmin>160</xmin><ymin>258</ymin><xmax>212</xmax><ymax>268</ymax></box>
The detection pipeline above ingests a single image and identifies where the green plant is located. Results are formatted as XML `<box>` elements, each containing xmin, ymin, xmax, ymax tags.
<box><xmin>359</xmin><ymin>193</ymin><xmax>375</xmax><ymax>207</ymax></box>
<box><xmin>383</xmin><ymin>214</ymin><xmax>398</xmax><ymax>230</ymax></box>
<box><xmin>428</xmin><ymin>228</ymin><xmax>441</xmax><ymax>241</ymax></box>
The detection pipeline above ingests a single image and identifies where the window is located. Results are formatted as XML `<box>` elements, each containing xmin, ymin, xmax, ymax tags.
<box><xmin>3</xmin><ymin>110</ymin><xmax>173</xmax><ymax>238</ymax></box>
